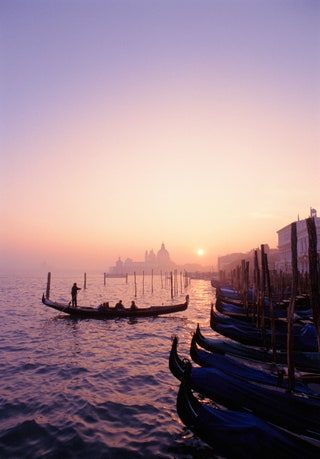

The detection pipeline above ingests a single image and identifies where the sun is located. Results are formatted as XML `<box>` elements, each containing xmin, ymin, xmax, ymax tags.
<box><xmin>197</xmin><ymin>248</ymin><xmax>204</xmax><ymax>256</ymax></box>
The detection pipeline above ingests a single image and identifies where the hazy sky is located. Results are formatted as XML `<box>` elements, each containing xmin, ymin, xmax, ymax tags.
<box><xmin>1</xmin><ymin>0</ymin><xmax>319</xmax><ymax>273</ymax></box>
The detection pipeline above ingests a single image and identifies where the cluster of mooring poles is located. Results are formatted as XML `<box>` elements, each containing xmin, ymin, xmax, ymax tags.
<box><xmin>216</xmin><ymin>216</ymin><xmax>320</xmax><ymax>392</ymax></box>
<box><xmin>45</xmin><ymin>269</ymin><xmax>191</xmax><ymax>301</ymax></box>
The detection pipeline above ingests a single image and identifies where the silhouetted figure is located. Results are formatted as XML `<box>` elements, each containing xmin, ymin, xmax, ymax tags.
<box><xmin>130</xmin><ymin>300</ymin><xmax>138</xmax><ymax>310</ymax></box>
<box><xmin>115</xmin><ymin>300</ymin><xmax>124</xmax><ymax>310</ymax></box>
<box><xmin>71</xmin><ymin>283</ymin><xmax>81</xmax><ymax>307</ymax></box>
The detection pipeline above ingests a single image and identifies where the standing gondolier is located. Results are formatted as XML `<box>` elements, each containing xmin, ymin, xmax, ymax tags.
<box><xmin>71</xmin><ymin>282</ymin><xmax>81</xmax><ymax>307</ymax></box>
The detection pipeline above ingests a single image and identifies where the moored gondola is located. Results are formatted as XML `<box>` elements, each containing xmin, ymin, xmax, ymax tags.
<box><xmin>215</xmin><ymin>297</ymin><xmax>312</xmax><ymax>322</ymax></box>
<box><xmin>176</xmin><ymin>364</ymin><xmax>320</xmax><ymax>459</ymax></box>
<box><xmin>189</xmin><ymin>333</ymin><xmax>320</xmax><ymax>392</ymax></box>
<box><xmin>170</xmin><ymin>340</ymin><xmax>320</xmax><ymax>441</ymax></box>
<box><xmin>210</xmin><ymin>305</ymin><xmax>318</xmax><ymax>351</ymax></box>
<box><xmin>195</xmin><ymin>324</ymin><xmax>320</xmax><ymax>374</ymax></box>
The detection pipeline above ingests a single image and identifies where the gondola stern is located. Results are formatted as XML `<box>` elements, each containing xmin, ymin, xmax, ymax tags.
<box><xmin>210</xmin><ymin>304</ymin><xmax>216</xmax><ymax>329</ymax></box>
<box><xmin>195</xmin><ymin>323</ymin><xmax>206</xmax><ymax>342</ymax></box>
<box><xmin>176</xmin><ymin>362</ymin><xmax>200</xmax><ymax>428</ymax></box>
<box><xmin>190</xmin><ymin>333</ymin><xmax>201</xmax><ymax>364</ymax></box>
<box><xmin>169</xmin><ymin>335</ymin><xmax>189</xmax><ymax>380</ymax></box>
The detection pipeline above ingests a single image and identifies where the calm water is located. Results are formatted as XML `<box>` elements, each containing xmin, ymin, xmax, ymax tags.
<box><xmin>0</xmin><ymin>273</ymin><xmax>218</xmax><ymax>458</ymax></box>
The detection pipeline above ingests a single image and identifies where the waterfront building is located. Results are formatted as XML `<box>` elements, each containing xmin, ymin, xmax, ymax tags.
<box><xmin>217</xmin><ymin>246</ymin><xmax>278</xmax><ymax>275</ymax></box>
<box><xmin>276</xmin><ymin>208</ymin><xmax>320</xmax><ymax>273</ymax></box>
<box><xmin>217</xmin><ymin>208</ymin><xmax>319</xmax><ymax>276</ymax></box>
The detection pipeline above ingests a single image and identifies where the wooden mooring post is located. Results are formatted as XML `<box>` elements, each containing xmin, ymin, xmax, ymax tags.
<box><xmin>306</xmin><ymin>217</ymin><xmax>320</xmax><ymax>351</ymax></box>
<box><xmin>46</xmin><ymin>272</ymin><xmax>51</xmax><ymax>299</ymax></box>
<box><xmin>174</xmin><ymin>269</ymin><xmax>178</xmax><ymax>297</ymax></box>
<box><xmin>287</xmin><ymin>221</ymin><xmax>297</xmax><ymax>392</ymax></box>
<box><xmin>134</xmin><ymin>272</ymin><xmax>137</xmax><ymax>297</ymax></box>
<box><xmin>84</xmin><ymin>272</ymin><xmax>87</xmax><ymax>289</ymax></box>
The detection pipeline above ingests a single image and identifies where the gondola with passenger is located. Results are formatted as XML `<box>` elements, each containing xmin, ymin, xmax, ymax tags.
<box><xmin>42</xmin><ymin>294</ymin><xmax>189</xmax><ymax>319</ymax></box>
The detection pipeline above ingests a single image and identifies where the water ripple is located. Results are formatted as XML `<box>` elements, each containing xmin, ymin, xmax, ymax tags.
<box><xmin>0</xmin><ymin>275</ymin><xmax>216</xmax><ymax>458</ymax></box>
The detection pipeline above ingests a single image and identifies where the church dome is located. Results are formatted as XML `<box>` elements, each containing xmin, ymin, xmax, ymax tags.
<box><xmin>157</xmin><ymin>243</ymin><xmax>171</xmax><ymax>265</ymax></box>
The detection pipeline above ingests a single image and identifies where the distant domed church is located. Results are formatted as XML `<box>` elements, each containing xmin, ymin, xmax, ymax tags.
<box><xmin>156</xmin><ymin>243</ymin><xmax>172</xmax><ymax>268</ymax></box>
<box><xmin>145</xmin><ymin>249</ymin><xmax>156</xmax><ymax>264</ymax></box>
<box><xmin>109</xmin><ymin>243</ymin><xmax>176</xmax><ymax>275</ymax></box>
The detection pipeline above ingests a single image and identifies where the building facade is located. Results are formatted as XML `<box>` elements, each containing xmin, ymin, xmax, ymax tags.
<box><xmin>276</xmin><ymin>208</ymin><xmax>320</xmax><ymax>273</ymax></box>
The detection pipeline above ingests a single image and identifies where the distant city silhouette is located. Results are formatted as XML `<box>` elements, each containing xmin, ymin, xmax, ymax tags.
<box><xmin>108</xmin><ymin>243</ymin><xmax>176</xmax><ymax>275</ymax></box>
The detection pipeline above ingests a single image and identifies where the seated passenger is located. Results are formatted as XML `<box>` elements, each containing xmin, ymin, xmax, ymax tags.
<box><xmin>130</xmin><ymin>300</ymin><xmax>138</xmax><ymax>310</ymax></box>
<box><xmin>115</xmin><ymin>300</ymin><xmax>125</xmax><ymax>310</ymax></box>
<box><xmin>98</xmin><ymin>302</ymin><xmax>110</xmax><ymax>311</ymax></box>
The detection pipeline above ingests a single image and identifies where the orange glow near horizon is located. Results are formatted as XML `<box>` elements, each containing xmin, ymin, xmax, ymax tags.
<box><xmin>1</xmin><ymin>2</ymin><xmax>319</xmax><ymax>274</ymax></box>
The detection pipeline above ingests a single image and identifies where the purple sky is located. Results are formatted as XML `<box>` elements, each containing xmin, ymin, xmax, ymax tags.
<box><xmin>1</xmin><ymin>0</ymin><xmax>319</xmax><ymax>273</ymax></box>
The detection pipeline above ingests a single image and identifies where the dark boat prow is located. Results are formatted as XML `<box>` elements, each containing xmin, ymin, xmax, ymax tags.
<box><xmin>176</xmin><ymin>362</ymin><xmax>200</xmax><ymax>427</ymax></box>
<box><xmin>169</xmin><ymin>335</ymin><xmax>189</xmax><ymax>380</ymax></box>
